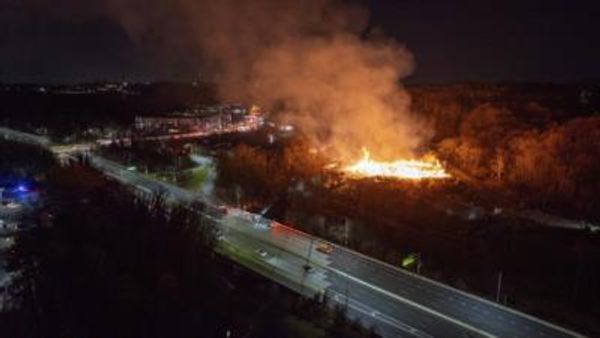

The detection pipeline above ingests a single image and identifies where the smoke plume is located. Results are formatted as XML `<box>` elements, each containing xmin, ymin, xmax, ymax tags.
<box><xmin>106</xmin><ymin>0</ymin><xmax>428</xmax><ymax>160</ymax></box>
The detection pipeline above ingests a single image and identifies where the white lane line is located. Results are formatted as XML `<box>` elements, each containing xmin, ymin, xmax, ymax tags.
<box><xmin>348</xmin><ymin>302</ymin><xmax>425</xmax><ymax>338</ymax></box>
<box><xmin>329</xmin><ymin>289</ymin><xmax>433</xmax><ymax>338</ymax></box>
<box><xmin>325</xmin><ymin>240</ymin><xmax>586</xmax><ymax>338</ymax></box>
<box><xmin>329</xmin><ymin>267</ymin><xmax>497</xmax><ymax>338</ymax></box>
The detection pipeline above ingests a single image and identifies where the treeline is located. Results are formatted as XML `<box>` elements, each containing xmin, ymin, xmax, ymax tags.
<box><xmin>3</xmin><ymin>162</ymin><xmax>379</xmax><ymax>338</ymax></box>
<box><xmin>0</xmin><ymin>139</ymin><xmax>55</xmax><ymax>184</ymax></box>
<box><xmin>400</xmin><ymin>83</ymin><xmax>600</xmax><ymax>220</ymax></box>
<box><xmin>0</xmin><ymin>82</ymin><xmax>217</xmax><ymax>140</ymax></box>
<box><xmin>216</xmin><ymin>139</ymin><xmax>328</xmax><ymax>208</ymax></box>
<box><xmin>410</xmin><ymin>83</ymin><xmax>600</xmax><ymax>141</ymax></box>
<box><xmin>99</xmin><ymin>140</ymin><xmax>195</xmax><ymax>173</ymax></box>
<box><xmin>432</xmin><ymin>103</ymin><xmax>600</xmax><ymax>221</ymax></box>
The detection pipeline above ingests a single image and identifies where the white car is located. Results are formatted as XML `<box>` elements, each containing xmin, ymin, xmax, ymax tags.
<box><xmin>253</xmin><ymin>216</ymin><xmax>273</xmax><ymax>229</ymax></box>
<box><xmin>256</xmin><ymin>248</ymin><xmax>268</xmax><ymax>257</ymax></box>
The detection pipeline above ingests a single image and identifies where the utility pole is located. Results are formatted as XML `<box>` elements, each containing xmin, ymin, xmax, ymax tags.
<box><xmin>306</xmin><ymin>237</ymin><xmax>315</xmax><ymax>267</ymax></box>
<box><xmin>496</xmin><ymin>271</ymin><xmax>503</xmax><ymax>303</ymax></box>
<box><xmin>300</xmin><ymin>237</ymin><xmax>315</xmax><ymax>296</ymax></box>
<box><xmin>344</xmin><ymin>217</ymin><xmax>350</xmax><ymax>247</ymax></box>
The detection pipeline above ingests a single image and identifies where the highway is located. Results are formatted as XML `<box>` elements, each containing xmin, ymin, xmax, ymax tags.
<box><xmin>0</xmin><ymin>127</ymin><xmax>587</xmax><ymax>338</ymax></box>
<box><xmin>86</xmin><ymin>156</ymin><xmax>585</xmax><ymax>338</ymax></box>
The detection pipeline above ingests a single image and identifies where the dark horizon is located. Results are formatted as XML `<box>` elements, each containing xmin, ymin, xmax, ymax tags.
<box><xmin>1</xmin><ymin>0</ymin><xmax>600</xmax><ymax>84</ymax></box>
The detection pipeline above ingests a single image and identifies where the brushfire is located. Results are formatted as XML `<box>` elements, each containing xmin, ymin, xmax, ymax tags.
<box><xmin>342</xmin><ymin>148</ymin><xmax>450</xmax><ymax>180</ymax></box>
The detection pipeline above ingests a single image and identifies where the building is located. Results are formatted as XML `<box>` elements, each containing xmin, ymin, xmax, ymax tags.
<box><xmin>134</xmin><ymin>104</ymin><xmax>263</xmax><ymax>134</ymax></box>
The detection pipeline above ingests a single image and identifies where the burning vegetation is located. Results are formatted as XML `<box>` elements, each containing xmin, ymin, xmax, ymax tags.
<box><xmin>342</xmin><ymin>148</ymin><xmax>449</xmax><ymax>180</ymax></box>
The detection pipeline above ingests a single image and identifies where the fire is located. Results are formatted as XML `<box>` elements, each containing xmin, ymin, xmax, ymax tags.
<box><xmin>342</xmin><ymin>148</ymin><xmax>450</xmax><ymax>180</ymax></box>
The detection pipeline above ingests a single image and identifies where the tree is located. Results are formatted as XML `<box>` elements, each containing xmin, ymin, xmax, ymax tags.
<box><xmin>461</xmin><ymin>104</ymin><xmax>512</xmax><ymax>140</ymax></box>
<box><xmin>8</xmin><ymin>165</ymin><xmax>227</xmax><ymax>338</ymax></box>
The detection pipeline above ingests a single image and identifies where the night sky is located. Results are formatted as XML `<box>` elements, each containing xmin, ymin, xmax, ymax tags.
<box><xmin>1</xmin><ymin>0</ymin><xmax>599</xmax><ymax>84</ymax></box>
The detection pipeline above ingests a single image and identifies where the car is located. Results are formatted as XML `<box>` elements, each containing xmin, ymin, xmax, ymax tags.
<box><xmin>256</xmin><ymin>248</ymin><xmax>268</xmax><ymax>257</ymax></box>
<box><xmin>208</xmin><ymin>205</ymin><xmax>229</xmax><ymax>218</ymax></box>
<box><xmin>316</xmin><ymin>242</ymin><xmax>334</xmax><ymax>254</ymax></box>
<box><xmin>253</xmin><ymin>216</ymin><xmax>273</xmax><ymax>229</ymax></box>
<box><xmin>217</xmin><ymin>205</ymin><xmax>229</xmax><ymax>215</ymax></box>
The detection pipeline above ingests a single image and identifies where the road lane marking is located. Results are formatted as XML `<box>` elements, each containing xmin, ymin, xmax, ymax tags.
<box><xmin>348</xmin><ymin>303</ymin><xmax>426</xmax><ymax>338</ymax></box>
<box><xmin>330</xmin><ymin>242</ymin><xmax>586</xmax><ymax>338</ymax></box>
<box><xmin>329</xmin><ymin>267</ymin><xmax>497</xmax><ymax>338</ymax></box>
<box><xmin>328</xmin><ymin>289</ymin><xmax>433</xmax><ymax>338</ymax></box>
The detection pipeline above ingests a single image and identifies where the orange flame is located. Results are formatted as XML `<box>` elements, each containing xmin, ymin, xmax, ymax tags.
<box><xmin>343</xmin><ymin>148</ymin><xmax>450</xmax><ymax>180</ymax></box>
